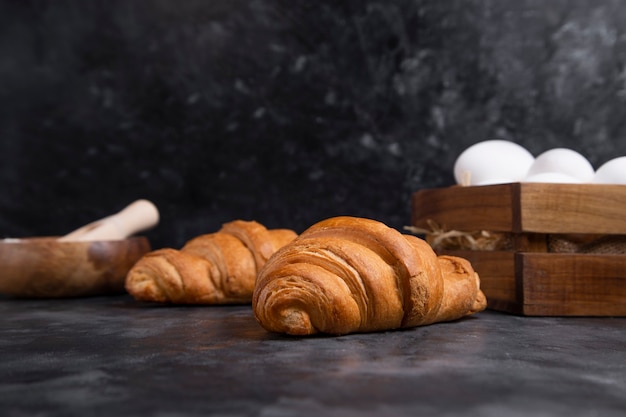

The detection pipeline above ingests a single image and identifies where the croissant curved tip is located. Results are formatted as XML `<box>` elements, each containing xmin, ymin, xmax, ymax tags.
<box><xmin>125</xmin><ymin>250</ymin><xmax>179</xmax><ymax>303</ymax></box>
<box><xmin>125</xmin><ymin>270</ymin><xmax>169</xmax><ymax>302</ymax></box>
<box><xmin>272</xmin><ymin>308</ymin><xmax>317</xmax><ymax>336</ymax></box>
<box><xmin>471</xmin><ymin>289</ymin><xmax>488</xmax><ymax>314</ymax></box>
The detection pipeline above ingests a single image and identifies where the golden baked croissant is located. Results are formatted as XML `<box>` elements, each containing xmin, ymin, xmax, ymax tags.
<box><xmin>125</xmin><ymin>220</ymin><xmax>297</xmax><ymax>304</ymax></box>
<box><xmin>252</xmin><ymin>216</ymin><xmax>487</xmax><ymax>335</ymax></box>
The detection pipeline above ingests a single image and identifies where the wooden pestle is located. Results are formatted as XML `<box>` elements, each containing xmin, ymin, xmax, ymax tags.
<box><xmin>59</xmin><ymin>199</ymin><xmax>159</xmax><ymax>241</ymax></box>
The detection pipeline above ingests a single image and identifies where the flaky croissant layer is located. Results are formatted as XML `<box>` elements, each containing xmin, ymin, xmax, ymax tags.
<box><xmin>252</xmin><ymin>216</ymin><xmax>487</xmax><ymax>335</ymax></box>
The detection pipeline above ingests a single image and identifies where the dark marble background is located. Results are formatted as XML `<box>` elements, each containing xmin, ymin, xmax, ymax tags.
<box><xmin>2</xmin><ymin>0</ymin><xmax>626</xmax><ymax>249</ymax></box>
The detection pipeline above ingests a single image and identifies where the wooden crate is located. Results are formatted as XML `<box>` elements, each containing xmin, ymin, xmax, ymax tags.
<box><xmin>411</xmin><ymin>183</ymin><xmax>626</xmax><ymax>316</ymax></box>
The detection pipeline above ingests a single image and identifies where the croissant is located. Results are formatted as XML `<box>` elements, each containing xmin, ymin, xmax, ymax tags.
<box><xmin>125</xmin><ymin>220</ymin><xmax>297</xmax><ymax>304</ymax></box>
<box><xmin>252</xmin><ymin>216</ymin><xmax>487</xmax><ymax>335</ymax></box>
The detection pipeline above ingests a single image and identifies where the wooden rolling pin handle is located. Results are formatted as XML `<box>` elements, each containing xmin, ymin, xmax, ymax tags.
<box><xmin>59</xmin><ymin>199</ymin><xmax>159</xmax><ymax>241</ymax></box>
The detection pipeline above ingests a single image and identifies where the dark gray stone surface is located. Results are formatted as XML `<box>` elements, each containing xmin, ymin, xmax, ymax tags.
<box><xmin>2</xmin><ymin>1</ymin><xmax>626</xmax><ymax>249</ymax></box>
<box><xmin>1</xmin><ymin>295</ymin><xmax>625</xmax><ymax>416</ymax></box>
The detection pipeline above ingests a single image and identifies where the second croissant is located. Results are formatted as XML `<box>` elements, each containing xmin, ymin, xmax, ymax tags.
<box><xmin>125</xmin><ymin>220</ymin><xmax>297</xmax><ymax>304</ymax></box>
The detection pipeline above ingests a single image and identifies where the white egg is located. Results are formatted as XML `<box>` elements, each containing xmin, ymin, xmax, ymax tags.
<box><xmin>523</xmin><ymin>172</ymin><xmax>582</xmax><ymax>184</ymax></box>
<box><xmin>453</xmin><ymin>140</ymin><xmax>535</xmax><ymax>186</ymax></box>
<box><xmin>592</xmin><ymin>156</ymin><xmax>626</xmax><ymax>184</ymax></box>
<box><xmin>525</xmin><ymin>148</ymin><xmax>594</xmax><ymax>183</ymax></box>
<box><xmin>473</xmin><ymin>178</ymin><xmax>523</xmax><ymax>186</ymax></box>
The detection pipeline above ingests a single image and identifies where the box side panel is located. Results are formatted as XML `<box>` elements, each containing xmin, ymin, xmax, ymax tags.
<box><xmin>518</xmin><ymin>253</ymin><xmax>626</xmax><ymax>316</ymax></box>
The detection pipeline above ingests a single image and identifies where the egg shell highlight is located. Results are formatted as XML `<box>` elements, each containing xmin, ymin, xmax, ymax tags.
<box><xmin>523</xmin><ymin>172</ymin><xmax>582</xmax><ymax>184</ymax></box>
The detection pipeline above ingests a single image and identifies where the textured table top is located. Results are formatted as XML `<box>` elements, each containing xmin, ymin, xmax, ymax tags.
<box><xmin>1</xmin><ymin>295</ymin><xmax>625</xmax><ymax>417</ymax></box>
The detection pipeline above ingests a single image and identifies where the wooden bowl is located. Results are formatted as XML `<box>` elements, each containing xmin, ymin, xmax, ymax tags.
<box><xmin>0</xmin><ymin>236</ymin><xmax>151</xmax><ymax>298</ymax></box>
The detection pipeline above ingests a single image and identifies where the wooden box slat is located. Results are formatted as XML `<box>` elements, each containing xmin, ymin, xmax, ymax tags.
<box><xmin>412</xmin><ymin>183</ymin><xmax>626</xmax><ymax>234</ymax></box>
<box><xmin>518</xmin><ymin>183</ymin><xmax>626</xmax><ymax>234</ymax></box>
<box><xmin>519</xmin><ymin>253</ymin><xmax>626</xmax><ymax>316</ymax></box>
<box><xmin>411</xmin><ymin>184</ymin><xmax>514</xmax><ymax>232</ymax></box>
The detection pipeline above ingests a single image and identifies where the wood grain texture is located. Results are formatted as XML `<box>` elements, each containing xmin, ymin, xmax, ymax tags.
<box><xmin>518</xmin><ymin>253</ymin><xmax>626</xmax><ymax>316</ymax></box>
<box><xmin>0</xmin><ymin>237</ymin><xmax>150</xmax><ymax>298</ymax></box>
<box><xmin>412</xmin><ymin>183</ymin><xmax>626</xmax><ymax>234</ymax></box>
<box><xmin>518</xmin><ymin>183</ymin><xmax>626</xmax><ymax>234</ymax></box>
<box><xmin>411</xmin><ymin>184</ymin><xmax>515</xmax><ymax>232</ymax></box>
